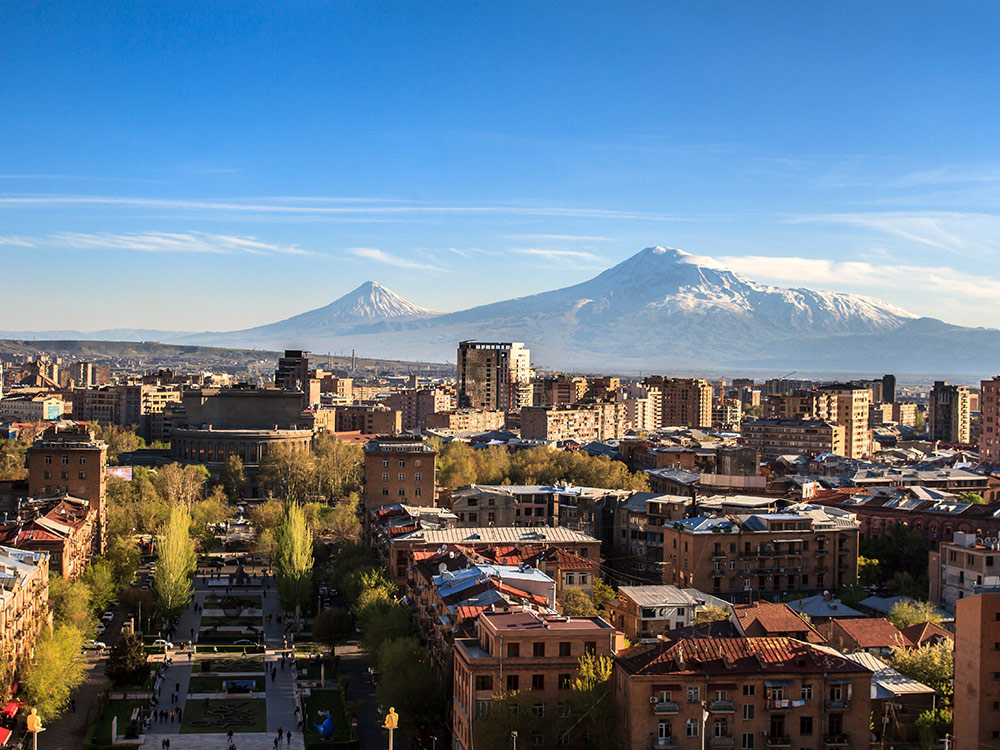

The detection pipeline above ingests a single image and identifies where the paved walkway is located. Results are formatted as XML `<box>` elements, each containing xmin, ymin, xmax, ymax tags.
<box><xmin>44</xmin><ymin>653</ymin><xmax>108</xmax><ymax>750</ymax></box>
<box><xmin>142</xmin><ymin>732</ymin><xmax>305</xmax><ymax>750</ymax></box>
<box><xmin>338</xmin><ymin>638</ymin><xmax>405</xmax><ymax>750</ymax></box>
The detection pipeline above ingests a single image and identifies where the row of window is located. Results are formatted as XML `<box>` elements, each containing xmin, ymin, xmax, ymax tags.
<box><xmin>380</xmin><ymin>488</ymin><xmax>423</xmax><ymax>497</ymax></box>
<box><xmin>43</xmin><ymin>456</ymin><xmax>87</xmax><ymax>465</ymax></box>
<box><xmin>43</xmin><ymin>471</ymin><xmax>86</xmax><ymax>480</ymax></box>
<box><xmin>658</xmin><ymin>684</ymin><xmax>829</xmax><ymax>702</ymax></box>
<box><xmin>380</xmin><ymin>459</ymin><xmax>423</xmax><ymax>467</ymax></box>
<box><xmin>501</xmin><ymin>640</ymin><xmax>598</xmax><ymax>659</ymax></box>
<box><xmin>381</xmin><ymin>473</ymin><xmax>424</xmax><ymax>481</ymax></box>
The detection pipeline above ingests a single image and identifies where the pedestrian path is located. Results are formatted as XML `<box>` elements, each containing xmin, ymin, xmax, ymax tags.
<box><xmin>141</xmin><ymin>732</ymin><xmax>304</xmax><ymax>750</ymax></box>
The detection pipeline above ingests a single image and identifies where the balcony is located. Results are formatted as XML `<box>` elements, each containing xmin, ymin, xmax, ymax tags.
<box><xmin>709</xmin><ymin>700</ymin><xmax>735</xmax><ymax>713</ymax></box>
<box><xmin>766</xmin><ymin>737</ymin><xmax>791</xmax><ymax>748</ymax></box>
<box><xmin>765</xmin><ymin>700</ymin><xmax>790</xmax><ymax>711</ymax></box>
<box><xmin>826</xmin><ymin>699</ymin><xmax>850</xmax><ymax>711</ymax></box>
<box><xmin>653</xmin><ymin>701</ymin><xmax>680</xmax><ymax>714</ymax></box>
<box><xmin>710</xmin><ymin>735</ymin><xmax>734</xmax><ymax>748</ymax></box>
<box><xmin>824</xmin><ymin>735</ymin><xmax>849</xmax><ymax>746</ymax></box>
<box><xmin>648</xmin><ymin>738</ymin><xmax>679</xmax><ymax>749</ymax></box>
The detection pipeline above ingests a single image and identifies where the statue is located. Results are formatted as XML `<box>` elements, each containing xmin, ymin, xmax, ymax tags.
<box><xmin>383</xmin><ymin>707</ymin><xmax>398</xmax><ymax>730</ymax></box>
<box><xmin>313</xmin><ymin>715</ymin><xmax>336</xmax><ymax>739</ymax></box>
<box><xmin>26</xmin><ymin>709</ymin><xmax>43</xmax><ymax>734</ymax></box>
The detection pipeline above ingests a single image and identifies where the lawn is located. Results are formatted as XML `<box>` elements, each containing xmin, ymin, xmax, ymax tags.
<box><xmin>200</xmin><ymin>615</ymin><xmax>262</xmax><ymax>627</ymax></box>
<box><xmin>303</xmin><ymin>688</ymin><xmax>353</xmax><ymax>745</ymax></box>
<box><xmin>196</xmin><ymin>630</ymin><xmax>263</xmax><ymax>644</ymax></box>
<box><xmin>296</xmin><ymin>656</ymin><xmax>337</xmax><ymax>681</ymax></box>
<box><xmin>91</xmin><ymin>698</ymin><xmax>147</xmax><ymax>744</ymax></box>
<box><xmin>188</xmin><ymin>675</ymin><xmax>266</xmax><ymax>693</ymax></box>
<box><xmin>203</xmin><ymin>594</ymin><xmax>262</xmax><ymax>608</ymax></box>
<box><xmin>199</xmin><ymin>656</ymin><xmax>266</xmax><ymax>673</ymax></box>
<box><xmin>181</xmin><ymin>698</ymin><xmax>267</xmax><ymax>733</ymax></box>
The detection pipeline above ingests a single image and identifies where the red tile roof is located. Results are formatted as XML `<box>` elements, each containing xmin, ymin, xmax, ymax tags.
<box><xmin>898</xmin><ymin>621</ymin><xmax>954</xmax><ymax>647</ymax></box>
<box><xmin>733</xmin><ymin>602</ymin><xmax>826</xmax><ymax>644</ymax></box>
<box><xmin>833</xmin><ymin>618</ymin><xmax>911</xmax><ymax>649</ymax></box>
<box><xmin>617</xmin><ymin>637</ymin><xmax>868</xmax><ymax>677</ymax></box>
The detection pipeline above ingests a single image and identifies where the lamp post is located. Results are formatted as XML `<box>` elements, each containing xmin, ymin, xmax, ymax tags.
<box><xmin>383</xmin><ymin>707</ymin><xmax>399</xmax><ymax>750</ymax></box>
<box><xmin>511</xmin><ymin>729</ymin><xmax>518</xmax><ymax>750</ymax></box>
<box><xmin>26</xmin><ymin>708</ymin><xmax>44</xmax><ymax>750</ymax></box>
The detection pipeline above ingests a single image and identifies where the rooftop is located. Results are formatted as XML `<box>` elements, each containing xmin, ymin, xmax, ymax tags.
<box><xmin>482</xmin><ymin>608</ymin><xmax>612</xmax><ymax>632</ymax></box>
<box><xmin>616</xmin><ymin>585</ymin><xmax>703</xmax><ymax>608</ymax></box>
<box><xmin>393</xmin><ymin>526</ymin><xmax>599</xmax><ymax>546</ymax></box>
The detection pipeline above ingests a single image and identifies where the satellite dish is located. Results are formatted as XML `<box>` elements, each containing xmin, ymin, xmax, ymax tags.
<box><xmin>439</xmin><ymin>562</ymin><xmax>448</xmax><ymax>574</ymax></box>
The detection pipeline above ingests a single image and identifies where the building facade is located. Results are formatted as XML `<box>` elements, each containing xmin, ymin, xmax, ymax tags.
<box><xmin>954</xmin><ymin>585</ymin><xmax>1000</xmax><ymax>750</ymax></box>
<box><xmin>363</xmin><ymin>435</ymin><xmax>437</xmax><ymax>511</ymax></box>
<box><xmin>457</xmin><ymin>341</ymin><xmax>531</xmax><ymax>411</ymax></box>
<box><xmin>929</xmin><ymin>381</ymin><xmax>971</xmax><ymax>444</ymax></box>
<box><xmin>742</xmin><ymin>419</ymin><xmax>846</xmax><ymax>460</ymax></box>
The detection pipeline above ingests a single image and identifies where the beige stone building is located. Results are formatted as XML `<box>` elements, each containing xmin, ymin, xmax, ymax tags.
<box><xmin>818</xmin><ymin>384</ymin><xmax>872</xmax><ymax>458</ymax></box>
<box><xmin>457</xmin><ymin>340</ymin><xmax>531</xmax><ymax>411</ymax></box>
<box><xmin>982</xmin><ymin>376</ymin><xmax>1000</xmax><ymax>465</ymax></box>
<box><xmin>0</xmin><ymin>545</ymin><xmax>51</xmax><ymax>680</ymax></box>
<box><xmin>742</xmin><ymin>419</ymin><xmax>846</xmax><ymax>460</ymax></box>
<box><xmin>643</xmin><ymin>377</ymin><xmax>713</xmax><ymax>428</ymax></box>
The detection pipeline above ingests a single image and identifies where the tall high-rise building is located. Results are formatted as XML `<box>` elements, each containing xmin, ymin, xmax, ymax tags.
<box><xmin>981</xmin><ymin>376</ymin><xmax>1000</xmax><ymax>465</ymax></box>
<box><xmin>817</xmin><ymin>383</ymin><xmax>872</xmax><ymax>458</ymax></box>
<box><xmin>275</xmin><ymin>350</ymin><xmax>310</xmax><ymax>390</ymax></box>
<box><xmin>882</xmin><ymin>373</ymin><xmax>896</xmax><ymax>404</ymax></box>
<box><xmin>955</xmin><ymin>583</ymin><xmax>1000</xmax><ymax>750</ymax></box>
<box><xmin>456</xmin><ymin>341</ymin><xmax>531</xmax><ymax>411</ymax></box>
<box><xmin>929</xmin><ymin>380</ymin><xmax>971</xmax><ymax>444</ymax></box>
<box><xmin>642</xmin><ymin>377</ymin><xmax>713</xmax><ymax>428</ymax></box>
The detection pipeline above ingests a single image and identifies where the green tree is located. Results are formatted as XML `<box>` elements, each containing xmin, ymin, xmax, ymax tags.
<box><xmin>220</xmin><ymin>454</ymin><xmax>246</xmax><ymax>502</ymax></box>
<box><xmin>694</xmin><ymin>604</ymin><xmax>731</xmax><ymax>624</ymax></box>
<box><xmin>259</xmin><ymin>444</ymin><xmax>316</xmax><ymax>500</ymax></box>
<box><xmin>857</xmin><ymin>556</ymin><xmax>880</xmax><ymax>587</ymax></box>
<box><xmin>154</xmin><ymin>463</ymin><xmax>208</xmax><ymax>507</ymax></box>
<box><xmin>275</xmin><ymin>501</ymin><xmax>314</xmax><ymax>621</ymax></box>
<box><xmin>0</xmin><ymin>440</ymin><xmax>28</xmax><ymax>480</ymax></box>
<box><xmin>105</xmin><ymin>629</ymin><xmax>149</xmax><ymax>688</ymax></box>
<box><xmin>313</xmin><ymin>434</ymin><xmax>363</xmax><ymax>500</ymax></box>
<box><xmin>105</xmin><ymin>537</ymin><xmax>142</xmax><ymax>589</ymax></box>
<box><xmin>890</xmin><ymin>642</ymin><xmax>954</xmax><ymax>701</ymax></box>
<box><xmin>324</xmin><ymin>494</ymin><xmax>362</xmax><ymax>544</ymax></box>
<box><xmin>592</xmin><ymin>577</ymin><xmax>616</xmax><ymax>611</ymax></box>
<box><xmin>861</xmin><ymin>523</ymin><xmax>931</xmax><ymax>587</ymax></box>
<box><xmin>373</xmin><ymin>636</ymin><xmax>446</xmax><ymax>739</ymax></box>
<box><xmin>153</xmin><ymin>504</ymin><xmax>197</xmax><ymax>615</ymax></box>
<box><xmin>914</xmin><ymin>708</ymin><xmax>952</xmax><ymax>750</ymax></box>
<box><xmin>887</xmin><ymin>600</ymin><xmax>943</xmax><ymax>630</ymax></box>
<box><xmin>958</xmin><ymin>492</ymin><xmax>985</xmax><ymax>505</ymax></box>
<box><xmin>567</xmin><ymin>652</ymin><xmax>615</xmax><ymax>750</ymax></box>
<box><xmin>48</xmin><ymin>574</ymin><xmax>94</xmax><ymax>632</ymax></box>
<box><xmin>22</xmin><ymin>624</ymin><xmax>87</xmax><ymax>720</ymax></box>
<box><xmin>91</xmin><ymin>424</ymin><xmax>144</xmax><ymax>465</ymax></box>
<box><xmin>190</xmin><ymin>489</ymin><xmax>229</xmax><ymax>540</ymax></box>
<box><xmin>560</xmin><ymin>588</ymin><xmax>597</xmax><ymax>616</ymax></box>
<box><xmin>359</xmin><ymin>601</ymin><xmax>411</xmax><ymax>656</ymax></box>
<box><xmin>83</xmin><ymin>558</ymin><xmax>118</xmax><ymax>615</ymax></box>
<box><xmin>312</xmin><ymin>607</ymin><xmax>355</xmax><ymax>649</ymax></box>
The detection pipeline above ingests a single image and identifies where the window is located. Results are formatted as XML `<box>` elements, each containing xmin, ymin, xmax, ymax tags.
<box><xmin>742</xmin><ymin>704</ymin><xmax>755</xmax><ymax>720</ymax></box>
<box><xmin>658</xmin><ymin>721</ymin><xmax>672</xmax><ymax>740</ymax></box>
<box><xmin>398</xmin><ymin>488</ymin><xmax>406</xmax><ymax>496</ymax></box>
<box><xmin>713</xmin><ymin>719</ymin><xmax>729</xmax><ymax>738</ymax></box>
<box><xmin>741</xmin><ymin>733</ymin><xmax>755</xmax><ymax>750</ymax></box>
<box><xmin>566</xmin><ymin>573</ymin><xmax>576</xmax><ymax>585</ymax></box>
<box><xmin>44</xmin><ymin>471</ymin><xmax>51</xmax><ymax>480</ymax></box>
<box><xmin>469</xmin><ymin>512</ymin><xmax>477</xmax><ymax>522</ymax></box>
<box><xmin>415</xmin><ymin>473</ymin><xmax>422</xmax><ymax>481</ymax></box>
<box><xmin>475</xmin><ymin>700</ymin><xmax>490</xmax><ymax>718</ymax></box>
<box><xmin>743</xmin><ymin>685</ymin><xmax>755</xmax><ymax>697</ymax></box>
<box><xmin>559</xmin><ymin>674</ymin><xmax>572</xmax><ymax>688</ymax></box>
<box><xmin>557</xmin><ymin>733</ymin><xmax>570</xmax><ymax>746</ymax></box>
<box><xmin>44</xmin><ymin>456</ymin><xmax>52</xmax><ymax>465</ymax></box>
<box><xmin>686</xmin><ymin>719</ymin><xmax>699</xmax><ymax>737</ymax></box>
<box><xmin>79</xmin><ymin>457</ymin><xmax>86</xmax><ymax>465</ymax></box>
<box><xmin>398</xmin><ymin>473</ymin><xmax>406</xmax><ymax>482</ymax></box>
<box><xmin>381</xmin><ymin>488</ymin><xmax>389</xmax><ymax>496</ymax></box>
<box><xmin>415</xmin><ymin>459</ymin><xmax>422</xmax><ymax>468</ymax></box>
<box><xmin>61</xmin><ymin>456</ymin><xmax>68</xmax><ymax>465</ymax></box>
<box><xmin>531</xmin><ymin>674</ymin><xmax>545</xmax><ymax>690</ymax></box>
<box><xmin>801</xmin><ymin>685</ymin><xmax>813</xmax><ymax>701</ymax></box>
<box><xmin>687</xmin><ymin>686</ymin><xmax>700</xmax><ymax>703</ymax></box>
<box><xmin>532</xmin><ymin>703</ymin><xmax>544</xmax><ymax>718</ymax></box>
<box><xmin>559</xmin><ymin>702</ymin><xmax>571</xmax><ymax>718</ymax></box>
<box><xmin>78</xmin><ymin>471</ymin><xmax>86</xmax><ymax>480</ymax></box>
<box><xmin>799</xmin><ymin>716</ymin><xmax>813</xmax><ymax>736</ymax></box>
<box><xmin>533</xmin><ymin>643</ymin><xmax>545</xmax><ymax>657</ymax></box>
<box><xmin>382</xmin><ymin>459</ymin><xmax>389</xmax><ymax>467</ymax></box>
<box><xmin>507</xmin><ymin>643</ymin><xmax>520</xmax><ymax>658</ymax></box>
<box><xmin>584</xmin><ymin>641</ymin><xmax>596</xmax><ymax>655</ymax></box>
<box><xmin>61</xmin><ymin>471</ymin><xmax>68</xmax><ymax>480</ymax></box>
<box><xmin>506</xmin><ymin>675</ymin><xmax>519</xmax><ymax>691</ymax></box>
<box><xmin>414</xmin><ymin>488</ymin><xmax>422</xmax><ymax>497</ymax></box>
<box><xmin>531</xmin><ymin>733</ymin><xmax>543</xmax><ymax>747</ymax></box>
<box><xmin>579</xmin><ymin>573</ymin><xmax>588</xmax><ymax>585</ymax></box>
<box><xmin>475</xmin><ymin>675</ymin><xmax>493</xmax><ymax>691</ymax></box>
<box><xmin>381</xmin><ymin>473</ymin><xmax>389</xmax><ymax>481</ymax></box>
<box><xmin>398</xmin><ymin>459</ymin><xmax>406</xmax><ymax>468</ymax></box>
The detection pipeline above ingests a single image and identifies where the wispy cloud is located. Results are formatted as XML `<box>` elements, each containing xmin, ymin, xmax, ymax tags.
<box><xmin>512</xmin><ymin>248</ymin><xmax>604</xmax><ymax>262</ymax></box>
<box><xmin>52</xmin><ymin>231</ymin><xmax>315</xmax><ymax>256</ymax></box>
<box><xmin>716</xmin><ymin>254</ymin><xmax>1000</xmax><ymax>303</ymax></box>
<box><xmin>0</xmin><ymin>194</ymin><xmax>677</xmax><ymax>222</ymax></box>
<box><xmin>0</xmin><ymin>236</ymin><xmax>34</xmax><ymax>247</ymax></box>
<box><xmin>791</xmin><ymin>211</ymin><xmax>1000</xmax><ymax>258</ymax></box>
<box><xmin>347</xmin><ymin>247</ymin><xmax>444</xmax><ymax>271</ymax></box>
<box><xmin>889</xmin><ymin>165</ymin><xmax>1000</xmax><ymax>189</ymax></box>
<box><xmin>504</xmin><ymin>233</ymin><xmax>614</xmax><ymax>242</ymax></box>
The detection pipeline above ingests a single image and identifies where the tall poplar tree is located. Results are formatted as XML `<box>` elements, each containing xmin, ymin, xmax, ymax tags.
<box><xmin>275</xmin><ymin>501</ymin><xmax>314</xmax><ymax>623</ymax></box>
<box><xmin>153</xmin><ymin>504</ymin><xmax>196</xmax><ymax>615</ymax></box>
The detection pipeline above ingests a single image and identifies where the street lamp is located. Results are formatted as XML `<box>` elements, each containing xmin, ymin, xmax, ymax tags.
<box><xmin>511</xmin><ymin>729</ymin><xmax>518</xmax><ymax>750</ymax></box>
<box><xmin>383</xmin><ymin>707</ymin><xmax>399</xmax><ymax>750</ymax></box>
<box><xmin>26</xmin><ymin>708</ymin><xmax>44</xmax><ymax>750</ymax></box>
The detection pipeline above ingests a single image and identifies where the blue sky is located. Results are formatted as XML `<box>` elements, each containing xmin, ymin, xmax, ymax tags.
<box><xmin>3</xmin><ymin>1</ymin><xmax>1000</xmax><ymax>331</ymax></box>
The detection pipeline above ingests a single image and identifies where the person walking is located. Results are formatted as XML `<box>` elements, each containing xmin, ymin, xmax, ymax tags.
<box><xmin>177</xmin><ymin>707</ymin><xmax>182</xmax><ymax>723</ymax></box>
<box><xmin>285</xmin><ymin>730</ymin><xmax>291</xmax><ymax>745</ymax></box>
<box><xmin>227</xmin><ymin>730</ymin><xmax>233</xmax><ymax>743</ymax></box>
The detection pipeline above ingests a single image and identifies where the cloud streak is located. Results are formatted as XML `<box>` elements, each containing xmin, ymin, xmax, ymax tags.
<box><xmin>0</xmin><ymin>236</ymin><xmax>34</xmax><ymax>247</ymax></box>
<box><xmin>0</xmin><ymin>194</ymin><xmax>677</xmax><ymax>222</ymax></box>
<box><xmin>347</xmin><ymin>247</ymin><xmax>444</xmax><ymax>271</ymax></box>
<box><xmin>52</xmin><ymin>231</ymin><xmax>315</xmax><ymax>256</ymax></box>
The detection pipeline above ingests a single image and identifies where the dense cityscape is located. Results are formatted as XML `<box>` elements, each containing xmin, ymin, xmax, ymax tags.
<box><xmin>0</xmin><ymin>342</ymin><xmax>994</xmax><ymax>749</ymax></box>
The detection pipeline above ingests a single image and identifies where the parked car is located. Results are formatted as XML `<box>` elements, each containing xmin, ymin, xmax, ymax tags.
<box><xmin>318</xmin><ymin>585</ymin><xmax>328</xmax><ymax>597</ymax></box>
<box><xmin>96</xmin><ymin>622</ymin><xmax>106</xmax><ymax>635</ymax></box>
<box><xmin>85</xmin><ymin>640</ymin><xmax>107</xmax><ymax>651</ymax></box>
<box><xmin>233</xmin><ymin>639</ymin><xmax>255</xmax><ymax>645</ymax></box>
<box><xmin>101</xmin><ymin>611</ymin><xmax>115</xmax><ymax>623</ymax></box>
<box><xmin>151</xmin><ymin>639</ymin><xmax>173</xmax><ymax>649</ymax></box>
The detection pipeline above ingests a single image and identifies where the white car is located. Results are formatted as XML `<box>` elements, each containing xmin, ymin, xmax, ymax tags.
<box><xmin>85</xmin><ymin>640</ymin><xmax>107</xmax><ymax>650</ymax></box>
<box><xmin>151</xmin><ymin>639</ymin><xmax>174</xmax><ymax>649</ymax></box>
<box><xmin>96</xmin><ymin>623</ymin><xmax>106</xmax><ymax>635</ymax></box>
<box><xmin>102</xmin><ymin>611</ymin><xmax>115</xmax><ymax>623</ymax></box>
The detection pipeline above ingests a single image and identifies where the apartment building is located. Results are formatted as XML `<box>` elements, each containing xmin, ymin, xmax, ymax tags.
<box><xmin>954</xmin><ymin>584</ymin><xmax>1000</xmax><ymax>750</ymax></box>
<box><xmin>643</xmin><ymin>377</ymin><xmax>713</xmax><ymax>428</ymax></box>
<box><xmin>532</xmin><ymin>374</ymin><xmax>588</xmax><ymax>406</ymax></box>
<box><xmin>520</xmin><ymin>401</ymin><xmax>629</xmax><ymax>442</ymax></box>
<box><xmin>0</xmin><ymin>496</ymin><xmax>98</xmax><ymax>578</ymax></box>
<box><xmin>928</xmin><ymin>381</ymin><xmax>971</xmax><ymax>444</ymax></box>
<box><xmin>711</xmin><ymin>399</ymin><xmax>742</xmax><ymax>430</ymax></box>
<box><xmin>766</xmin><ymin>390</ymin><xmax>838</xmax><ymax>422</ymax></box>
<box><xmin>0</xmin><ymin>394</ymin><xmax>65</xmax><ymax>422</ymax></box>
<box><xmin>659</xmin><ymin>506</ymin><xmax>860</xmax><ymax>603</ymax></box>
<box><xmin>614</xmin><ymin>636</ymin><xmax>872</xmax><ymax>750</ymax></box>
<box><xmin>386</xmin><ymin>387</ymin><xmax>455</xmax><ymax>430</ymax></box>
<box><xmin>982</xmin><ymin>376</ymin><xmax>1000</xmax><ymax>465</ymax></box>
<box><xmin>929</xmin><ymin>532</ymin><xmax>1000</xmax><ymax>612</ymax></box>
<box><xmin>457</xmin><ymin>341</ymin><xmax>531</xmax><ymax>411</ymax></box>
<box><xmin>605</xmin><ymin>585</ymin><xmax>716</xmax><ymax>643</ymax></box>
<box><xmin>424</xmin><ymin>409</ymin><xmax>506</xmax><ymax>432</ymax></box>
<box><xmin>0</xmin><ymin>545</ymin><xmax>51</xmax><ymax>677</ymax></box>
<box><xmin>275</xmin><ymin>349</ymin><xmax>310</xmax><ymax>390</ymax></box>
<box><xmin>334</xmin><ymin>404</ymin><xmax>402</xmax><ymax>435</ymax></box>
<box><xmin>362</xmin><ymin>435</ymin><xmax>436</xmax><ymax>511</ymax></box>
<box><xmin>451</xmin><ymin>607</ymin><xmax>617</xmax><ymax>750</ymax></box>
<box><xmin>27</xmin><ymin>421</ymin><xmax>107</xmax><ymax>553</ymax></box>
<box><xmin>817</xmin><ymin>384</ymin><xmax>872</xmax><ymax>458</ymax></box>
<box><xmin>742</xmin><ymin>419</ymin><xmax>846</xmax><ymax>460</ymax></box>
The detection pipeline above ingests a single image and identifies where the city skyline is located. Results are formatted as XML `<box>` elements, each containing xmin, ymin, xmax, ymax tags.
<box><xmin>3</xmin><ymin>2</ymin><xmax>1000</xmax><ymax>332</ymax></box>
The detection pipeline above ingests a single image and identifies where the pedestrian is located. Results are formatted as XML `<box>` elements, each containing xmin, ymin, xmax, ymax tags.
<box><xmin>271</xmin><ymin>668</ymin><xmax>276</xmax><ymax>683</ymax></box>
<box><xmin>177</xmin><ymin>707</ymin><xmax>182</xmax><ymax>722</ymax></box>
<box><xmin>176</xmin><ymin>682</ymin><xmax>180</xmax><ymax>693</ymax></box>
<box><xmin>227</xmin><ymin>730</ymin><xmax>234</xmax><ymax>743</ymax></box>
<box><xmin>190</xmin><ymin>627</ymin><xmax>194</xmax><ymax>638</ymax></box>
<box><xmin>170</xmin><ymin>710</ymin><xmax>175</xmax><ymax>723</ymax></box>
<box><xmin>242</xmin><ymin>646</ymin><xmax>247</xmax><ymax>657</ymax></box>
<box><xmin>286</xmin><ymin>730</ymin><xmax>290</xmax><ymax>745</ymax></box>
<box><xmin>214</xmin><ymin>646</ymin><xmax>218</xmax><ymax>654</ymax></box>
<box><xmin>161</xmin><ymin>739</ymin><xmax>167</xmax><ymax>750</ymax></box>
<box><xmin>71</xmin><ymin>697</ymin><xmax>76</xmax><ymax>712</ymax></box>
<box><xmin>166</xmin><ymin>738</ymin><xmax>170</xmax><ymax>750</ymax></box>
<box><xmin>272</xmin><ymin>739</ymin><xmax>277</xmax><ymax>750</ymax></box>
